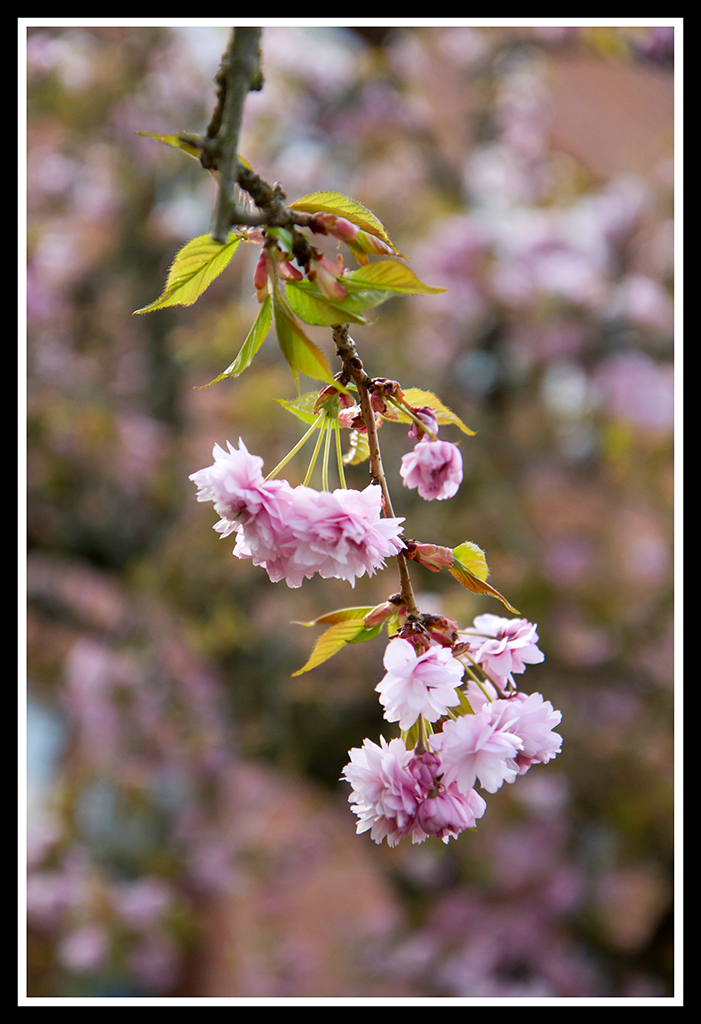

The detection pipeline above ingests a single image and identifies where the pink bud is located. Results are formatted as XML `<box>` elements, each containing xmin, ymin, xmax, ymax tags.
<box><xmin>364</xmin><ymin>601</ymin><xmax>397</xmax><ymax>629</ymax></box>
<box><xmin>355</xmin><ymin>230</ymin><xmax>395</xmax><ymax>257</ymax></box>
<box><xmin>279</xmin><ymin>261</ymin><xmax>303</xmax><ymax>281</ymax></box>
<box><xmin>407</xmin><ymin>542</ymin><xmax>456</xmax><ymax>572</ymax></box>
<box><xmin>311</xmin><ymin>213</ymin><xmax>360</xmax><ymax>243</ymax></box>
<box><xmin>307</xmin><ymin>255</ymin><xmax>348</xmax><ymax>301</ymax></box>
<box><xmin>253</xmin><ymin>250</ymin><xmax>269</xmax><ymax>301</ymax></box>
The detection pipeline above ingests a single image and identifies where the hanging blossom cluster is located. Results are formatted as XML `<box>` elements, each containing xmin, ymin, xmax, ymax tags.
<box><xmin>343</xmin><ymin>617</ymin><xmax>562</xmax><ymax>847</ymax></box>
<box><xmin>169</xmin><ymin>137</ymin><xmax>563</xmax><ymax>847</ymax></box>
<box><xmin>189</xmin><ymin>438</ymin><xmax>406</xmax><ymax>589</ymax></box>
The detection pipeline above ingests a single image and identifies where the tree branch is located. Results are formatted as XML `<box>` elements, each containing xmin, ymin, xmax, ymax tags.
<box><xmin>207</xmin><ymin>27</ymin><xmax>264</xmax><ymax>243</ymax></box>
<box><xmin>332</xmin><ymin>325</ymin><xmax>421</xmax><ymax>619</ymax></box>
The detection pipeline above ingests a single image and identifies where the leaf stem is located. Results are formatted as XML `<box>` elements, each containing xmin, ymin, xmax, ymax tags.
<box><xmin>266</xmin><ymin>412</ymin><xmax>325</xmax><ymax>480</ymax></box>
<box><xmin>304</xmin><ymin>416</ymin><xmax>328</xmax><ymax>487</ymax></box>
<box><xmin>333</xmin><ymin>418</ymin><xmax>347</xmax><ymax>489</ymax></box>
<box><xmin>322</xmin><ymin>415</ymin><xmax>332</xmax><ymax>492</ymax></box>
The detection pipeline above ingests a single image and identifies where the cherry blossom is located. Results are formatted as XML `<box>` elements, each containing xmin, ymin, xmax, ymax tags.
<box><xmin>399</xmin><ymin>438</ymin><xmax>463</xmax><ymax>500</ymax></box>
<box><xmin>190</xmin><ymin>441</ymin><xmax>405</xmax><ymax>588</ymax></box>
<box><xmin>431</xmin><ymin>709</ymin><xmax>523</xmax><ymax>794</ymax></box>
<box><xmin>342</xmin><ymin>736</ymin><xmax>486</xmax><ymax>847</ymax></box>
<box><xmin>463</xmin><ymin>613</ymin><xmax>545</xmax><ymax>687</ymax></box>
<box><xmin>487</xmin><ymin>692</ymin><xmax>563</xmax><ymax>776</ymax></box>
<box><xmin>375</xmin><ymin>638</ymin><xmax>464</xmax><ymax>730</ymax></box>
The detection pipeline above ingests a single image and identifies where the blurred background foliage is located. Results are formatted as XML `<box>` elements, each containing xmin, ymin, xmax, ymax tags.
<box><xmin>26</xmin><ymin>24</ymin><xmax>675</xmax><ymax>999</ymax></box>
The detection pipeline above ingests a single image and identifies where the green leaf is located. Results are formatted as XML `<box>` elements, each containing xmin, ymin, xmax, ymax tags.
<box><xmin>284</xmin><ymin>280</ymin><xmax>369</xmax><ymax>327</ymax></box>
<box><xmin>137</xmin><ymin>132</ymin><xmax>253</xmax><ymax>170</ymax></box>
<box><xmin>288</xmin><ymin>190</ymin><xmax>395</xmax><ymax>247</ymax></box>
<box><xmin>452</xmin><ymin>541</ymin><xmax>490</xmax><ymax>581</ymax></box>
<box><xmin>275</xmin><ymin>391</ymin><xmax>322</xmax><ymax>426</ymax></box>
<box><xmin>137</xmin><ymin>131</ymin><xmax>203</xmax><ymax>160</ymax></box>
<box><xmin>297</xmin><ymin>606</ymin><xmax>376</xmax><ymax>626</ymax></box>
<box><xmin>197</xmin><ymin>296</ymin><xmax>272</xmax><ymax>388</ymax></box>
<box><xmin>449</xmin><ymin>543</ymin><xmax>520</xmax><ymax>614</ymax></box>
<box><xmin>272</xmin><ymin>291</ymin><xmax>336</xmax><ymax>385</ymax></box>
<box><xmin>399</xmin><ymin>388</ymin><xmax>476</xmax><ymax>436</ymax></box>
<box><xmin>343</xmin><ymin>260</ymin><xmax>446</xmax><ymax>296</ymax></box>
<box><xmin>133</xmin><ymin>233</ymin><xmax>243</xmax><ymax>313</ymax></box>
<box><xmin>292</xmin><ymin>617</ymin><xmax>369</xmax><ymax>675</ymax></box>
<box><xmin>343</xmin><ymin>429</ymin><xmax>370</xmax><ymax>465</ymax></box>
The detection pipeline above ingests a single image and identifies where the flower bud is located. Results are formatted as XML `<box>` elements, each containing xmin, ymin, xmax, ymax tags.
<box><xmin>279</xmin><ymin>261</ymin><xmax>303</xmax><ymax>281</ymax></box>
<box><xmin>307</xmin><ymin>254</ymin><xmax>348</xmax><ymax>301</ymax></box>
<box><xmin>405</xmin><ymin>541</ymin><xmax>455</xmax><ymax>572</ymax></box>
<box><xmin>253</xmin><ymin>250</ymin><xmax>271</xmax><ymax>302</ymax></box>
<box><xmin>311</xmin><ymin>212</ymin><xmax>360</xmax><ymax>244</ymax></box>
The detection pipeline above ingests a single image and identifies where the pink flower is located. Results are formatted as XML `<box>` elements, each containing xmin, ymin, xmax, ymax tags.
<box><xmin>407</xmin><ymin>405</ymin><xmax>439</xmax><ymax>441</ymax></box>
<box><xmin>400</xmin><ymin>439</ymin><xmax>463</xmax><ymax>501</ymax></box>
<box><xmin>375</xmin><ymin>638</ymin><xmax>464</xmax><ymax>730</ymax></box>
<box><xmin>414</xmin><ymin>782</ymin><xmax>487</xmax><ymax>842</ymax></box>
<box><xmin>342</xmin><ymin>736</ymin><xmax>425</xmax><ymax>847</ymax></box>
<box><xmin>274</xmin><ymin>483</ymin><xmax>405</xmax><ymax>588</ymax></box>
<box><xmin>342</xmin><ymin>737</ymin><xmax>486</xmax><ymax>847</ymax></box>
<box><xmin>431</xmin><ymin>710</ymin><xmax>523</xmax><ymax>793</ymax></box>
<box><xmin>189</xmin><ymin>439</ymin><xmax>281</xmax><ymax>526</ymax></box>
<box><xmin>464</xmin><ymin>613</ymin><xmax>545</xmax><ymax>687</ymax></box>
<box><xmin>190</xmin><ymin>441</ymin><xmax>405</xmax><ymax>588</ymax></box>
<box><xmin>488</xmin><ymin>692</ymin><xmax>562</xmax><ymax>776</ymax></box>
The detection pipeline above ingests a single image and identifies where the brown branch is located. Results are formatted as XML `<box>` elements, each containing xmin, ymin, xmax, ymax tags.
<box><xmin>207</xmin><ymin>27</ymin><xmax>264</xmax><ymax>243</ymax></box>
<box><xmin>332</xmin><ymin>325</ymin><xmax>421</xmax><ymax>619</ymax></box>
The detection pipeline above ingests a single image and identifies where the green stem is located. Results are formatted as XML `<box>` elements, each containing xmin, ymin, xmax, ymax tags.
<box><xmin>386</xmin><ymin>395</ymin><xmax>438</xmax><ymax>441</ymax></box>
<box><xmin>322</xmin><ymin>415</ymin><xmax>332</xmax><ymax>492</ymax></box>
<box><xmin>333</xmin><ymin>418</ymin><xmax>347</xmax><ymax>489</ymax></box>
<box><xmin>266</xmin><ymin>413</ymin><xmax>325</xmax><ymax>480</ymax></box>
<box><xmin>303</xmin><ymin>416</ymin><xmax>328</xmax><ymax>487</ymax></box>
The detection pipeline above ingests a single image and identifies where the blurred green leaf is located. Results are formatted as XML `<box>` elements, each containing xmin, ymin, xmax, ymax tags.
<box><xmin>343</xmin><ymin>429</ymin><xmax>370</xmax><ymax>465</ymax></box>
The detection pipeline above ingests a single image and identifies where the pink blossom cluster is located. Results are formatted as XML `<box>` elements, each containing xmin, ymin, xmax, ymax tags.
<box><xmin>343</xmin><ymin>623</ymin><xmax>560</xmax><ymax>847</ymax></box>
<box><xmin>343</xmin><ymin>736</ymin><xmax>487</xmax><ymax>847</ymax></box>
<box><xmin>189</xmin><ymin>439</ymin><xmax>406</xmax><ymax>588</ymax></box>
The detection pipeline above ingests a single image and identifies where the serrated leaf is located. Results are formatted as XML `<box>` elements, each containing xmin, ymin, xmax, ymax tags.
<box><xmin>449</xmin><ymin>547</ymin><xmax>520</xmax><ymax>615</ymax></box>
<box><xmin>288</xmin><ymin>190</ymin><xmax>395</xmax><ymax>247</ymax></box>
<box><xmin>284</xmin><ymin>280</ymin><xmax>369</xmax><ymax>327</ymax></box>
<box><xmin>197</xmin><ymin>296</ymin><xmax>272</xmax><ymax>388</ymax></box>
<box><xmin>292</xmin><ymin>618</ymin><xmax>368</xmax><ymax>675</ymax></box>
<box><xmin>133</xmin><ymin>233</ymin><xmax>243</xmax><ymax>313</ymax></box>
<box><xmin>272</xmin><ymin>291</ymin><xmax>335</xmax><ymax>385</ymax></box>
<box><xmin>343</xmin><ymin>260</ymin><xmax>446</xmax><ymax>296</ymax></box>
<box><xmin>398</xmin><ymin>388</ymin><xmax>476</xmax><ymax>436</ymax></box>
<box><xmin>276</xmin><ymin>391</ymin><xmax>321</xmax><ymax>426</ymax></box>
